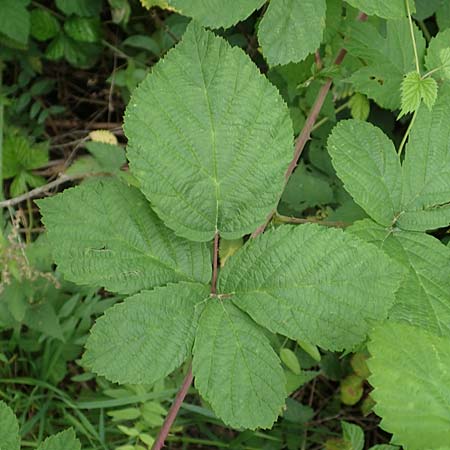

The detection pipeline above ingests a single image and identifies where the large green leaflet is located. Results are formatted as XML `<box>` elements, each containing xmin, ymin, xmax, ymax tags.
<box><xmin>124</xmin><ymin>22</ymin><xmax>293</xmax><ymax>242</ymax></box>
<box><xmin>37</xmin><ymin>429</ymin><xmax>81</xmax><ymax>450</ymax></box>
<box><xmin>343</xmin><ymin>0</ymin><xmax>412</xmax><ymax>19</ymax></box>
<box><xmin>83</xmin><ymin>283</ymin><xmax>209</xmax><ymax>384</ymax></box>
<box><xmin>368</xmin><ymin>323</ymin><xmax>450</xmax><ymax>449</ymax></box>
<box><xmin>168</xmin><ymin>0</ymin><xmax>266</xmax><ymax>28</ymax></box>
<box><xmin>258</xmin><ymin>0</ymin><xmax>327</xmax><ymax>66</ymax></box>
<box><xmin>346</xmin><ymin>19</ymin><xmax>425</xmax><ymax>110</ymax></box>
<box><xmin>0</xmin><ymin>0</ymin><xmax>30</xmax><ymax>45</ymax></box>
<box><xmin>0</xmin><ymin>401</ymin><xmax>20</xmax><ymax>450</ymax></box>
<box><xmin>219</xmin><ymin>224</ymin><xmax>404</xmax><ymax>351</ymax></box>
<box><xmin>350</xmin><ymin>219</ymin><xmax>450</xmax><ymax>337</ymax></box>
<box><xmin>38</xmin><ymin>178</ymin><xmax>211</xmax><ymax>294</ymax></box>
<box><xmin>192</xmin><ymin>301</ymin><xmax>286</xmax><ymax>429</ymax></box>
<box><xmin>328</xmin><ymin>85</ymin><xmax>450</xmax><ymax>231</ymax></box>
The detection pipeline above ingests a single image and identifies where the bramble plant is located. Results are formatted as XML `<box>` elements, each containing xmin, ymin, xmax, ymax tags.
<box><xmin>24</xmin><ymin>0</ymin><xmax>450</xmax><ymax>449</ymax></box>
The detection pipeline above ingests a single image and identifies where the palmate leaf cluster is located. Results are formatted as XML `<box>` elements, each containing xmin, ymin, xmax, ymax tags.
<box><xmin>39</xmin><ymin>22</ymin><xmax>404</xmax><ymax>430</ymax></box>
<box><xmin>36</xmin><ymin>0</ymin><xmax>450</xmax><ymax>446</ymax></box>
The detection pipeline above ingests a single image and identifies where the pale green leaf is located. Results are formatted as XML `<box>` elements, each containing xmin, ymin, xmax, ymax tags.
<box><xmin>437</xmin><ymin>1</ymin><xmax>450</xmax><ymax>30</ymax></box>
<box><xmin>399</xmin><ymin>71</ymin><xmax>437</xmax><ymax>117</ymax></box>
<box><xmin>0</xmin><ymin>401</ymin><xmax>20</xmax><ymax>450</ymax></box>
<box><xmin>258</xmin><ymin>0</ymin><xmax>327</xmax><ymax>66</ymax></box>
<box><xmin>83</xmin><ymin>282</ymin><xmax>208</xmax><ymax>384</ymax></box>
<box><xmin>168</xmin><ymin>0</ymin><xmax>266</xmax><ymax>28</ymax></box>
<box><xmin>280</xmin><ymin>348</ymin><xmax>301</xmax><ymax>374</ymax></box>
<box><xmin>342</xmin><ymin>421</ymin><xmax>364</xmax><ymax>450</ymax></box>
<box><xmin>368</xmin><ymin>322</ymin><xmax>450</xmax><ymax>450</ymax></box>
<box><xmin>193</xmin><ymin>301</ymin><xmax>286</xmax><ymax>429</ymax></box>
<box><xmin>0</xmin><ymin>0</ymin><xmax>30</xmax><ymax>45</ymax></box>
<box><xmin>327</xmin><ymin>120</ymin><xmax>402</xmax><ymax>227</ymax></box>
<box><xmin>343</xmin><ymin>0</ymin><xmax>412</xmax><ymax>19</ymax></box>
<box><xmin>346</xmin><ymin>19</ymin><xmax>425</xmax><ymax>110</ymax></box>
<box><xmin>425</xmin><ymin>29</ymin><xmax>450</xmax><ymax>81</ymax></box>
<box><xmin>124</xmin><ymin>22</ymin><xmax>293</xmax><ymax>242</ymax></box>
<box><xmin>350</xmin><ymin>219</ymin><xmax>450</xmax><ymax>337</ymax></box>
<box><xmin>219</xmin><ymin>224</ymin><xmax>404</xmax><ymax>351</ymax></box>
<box><xmin>399</xmin><ymin>85</ymin><xmax>450</xmax><ymax>231</ymax></box>
<box><xmin>84</xmin><ymin>141</ymin><xmax>126</xmax><ymax>172</ymax></box>
<box><xmin>349</xmin><ymin>93</ymin><xmax>370</xmax><ymax>121</ymax></box>
<box><xmin>38</xmin><ymin>177</ymin><xmax>211</xmax><ymax>294</ymax></box>
<box><xmin>37</xmin><ymin>429</ymin><xmax>81</xmax><ymax>450</ymax></box>
<box><xmin>413</xmin><ymin>0</ymin><xmax>440</xmax><ymax>20</ymax></box>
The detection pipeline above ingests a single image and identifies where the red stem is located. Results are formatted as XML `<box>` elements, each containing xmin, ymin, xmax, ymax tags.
<box><xmin>252</xmin><ymin>12</ymin><xmax>367</xmax><ymax>239</ymax></box>
<box><xmin>151</xmin><ymin>233</ymin><xmax>220</xmax><ymax>449</ymax></box>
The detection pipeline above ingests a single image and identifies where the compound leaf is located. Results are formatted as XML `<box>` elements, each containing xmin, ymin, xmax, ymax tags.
<box><xmin>258</xmin><ymin>0</ymin><xmax>327</xmax><ymax>66</ymax></box>
<box><xmin>193</xmin><ymin>301</ymin><xmax>286</xmax><ymax>429</ymax></box>
<box><xmin>327</xmin><ymin>120</ymin><xmax>402</xmax><ymax>227</ymax></box>
<box><xmin>84</xmin><ymin>282</ymin><xmax>209</xmax><ymax>384</ymax></box>
<box><xmin>0</xmin><ymin>401</ymin><xmax>20</xmax><ymax>450</ymax></box>
<box><xmin>125</xmin><ymin>22</ymin><xmax>293</xmax><ymax>242</ymax></box>
<box><xmin>37</xmin><ymin>429</ymin><xmax>81</xmax><ymax>450</ymax></box>
<box><xmin>368</xmin><ymin>322</ymin><xmax>450</xmax><ymax>450</ymax></box>
<box><xmin>346</xmin><ymin>19</ymin><xmax>425</xmax><ymax>110</ymax></box>
<box><xmin>38</xmin><ymin>177</ymin><xmax>211</xmax><ymax>294</ymax></box>
<box><xmin>219</xmin><ymin>224</ymin><xmax>403</xmax><ymax>351</ymax></box>
<box><xmin>343</xmin><ymin>0</ymin><xmax>412</xmax><ymax>19</ymax></box>
<box><xmin>168</xmin><ymin>0</ymin><xmax>266</xmax><ymax>28</ymax></box>
<box><xmin>399</xmin><ymin>84</ymin><xmax>450</xmax><ymax>231</ymax></box>
<box><xmin>350</xmin><ymin>219</ymin><xmax>450</xmax><ymax>337</ymax></box>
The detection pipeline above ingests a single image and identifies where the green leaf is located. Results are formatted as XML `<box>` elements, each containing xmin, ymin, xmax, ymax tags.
<box><xmin>38</xmin><ymin>177</ymin><xmax>211</xmax><ymax>294</ymax></box>
<box><xmin>399</xmin><ymin>85</ymin><xmax>450</xmax><ymax>231</ymax></box>
<box><xmin>425</xmin><ymin>29</ymin><xmax>450</xmax><ymax>81</ymax></box>
<box><xmin>258</xmin><ymin>0</ymin><xmax>327</xmax><ymax>66</ymax></box>
<box><xmin>413</xmin><ymin>0</ymin><xmax>440</xmax><ymax>20</ymax></box>
<box><xmin>368</xmin><ymin>322</ymin><xmax>450</xmax><ymax>450</ymax></box>
<box><xmin>349</xmin><ymin>93</ymin><xmax>370</xmax><ymax>121</ymax></box>
<box><xmin>168</xmin><ymin>0</ymin><xmax>266</xmax><ymax>28</ymax></box>
<box><xmin>343</xmin><ymin>0</ymin><xmax>412</xmax><ymax>19</ymax></box>
<box><xmin>219</xmin><ymin>224</ymin><xmax>404</xmax><ymax>351</ymax></box>
<box><xmin>399</xmin><ymin>71</ymin><xmax>437</xmax><ymax>117</ymax></box>
<box><xmin>193</xmin><ymin>301</ymin><xmax>286</xmax><ymax>429</ymax></box>
<box><xmin>280</xmin><ymin>348</ymin><xmax>301</xmax><ymax>374</ymax></box>
<box><xmin>84</xmin><ymin>141</ymin><xmax>126</xmax><ymax>172</ymax></box>
<box><xmin>346</xmin><ymin>19</ymin><xmax>425</xmax><ymax>110</ymax></box>
<box><xmin>83</xmin><ymin>282</ymin><xmax>209</xmax><ymax>384</ymax></box>
<box><xmin>55</xmin><ymin>0</ymin><xmax>102</xmax><ymax>17</ymax></box>
<box><xmin>329</xmin><ymin>84</ymin><xmax>450</xmax><ymax>232</ymax></box>
<box><xmin>30</xmin><ymin>9</ymin><xmax>60</xmax><ymax>41</ymax></box>
<box><xmin>0</xmin><ymin>401</ymin><xmax>20</xmax><ymax>450</ymax></box>
<box><xmin>64</xmin><ymin>16</ymin><xmax>102</xmax><ymax>43</ymax></box>
<box><xmin>327</xmin><ymin>120</ymin><xmax>402</xmax><ymax>227</ymax></box>
<box><xmin>124</xmin><ymin>22</ymin><xmax>293</xmax><ymax>241</ymax></box>
<box><xmin>350</xmin><ymin>219</ymin><xmax>450</xmax><ymax>337</ymax></box>
<box><xmin>0</xmin><ymin>0</ymin><xmax>30</xmax><ymax>45</ymax></box>
<box><xmin>342</xmin><ymin>421</ymin><xmax>364</xmax><ymax>450</ymax></box>
<box><xmin>37</xmin><ymin>429</ymin><xmax>81</xmax><ymax>450</ymax></box>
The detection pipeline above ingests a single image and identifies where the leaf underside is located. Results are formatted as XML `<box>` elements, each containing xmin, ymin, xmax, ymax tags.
<box><xmin>125</xmin><ymin>22</ymin><xmax>293</xmax><ymax>242</ymax></box>
<box><xmin>368</xmin><ymin>322</ymin><xmax>450</xmax><ymax>450</ymax></box>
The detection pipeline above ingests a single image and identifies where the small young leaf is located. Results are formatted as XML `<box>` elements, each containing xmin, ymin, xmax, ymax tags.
<box><xmin>30</xmin><ymin>9</ymin><xmax>60</xmax><ymax>41</ymax></box>
<box><xmin>342</xmin><ymin>421</ymin><xmax>364</xmax><ymax>450</ymax></box>
<box><xmin>340</xmin><ymin>375</ymin><xmax>364</xmax><ymax>405</ymax></box>
<box><xmin>368</xmin><ymin>323</ymin><xmax>450</xmax><ymax>449</ymax></box>
<box><xmin>84</xmin><ymin>282</ymin><xmax>209</xmax><ymax>384</ymax></box>
<box><xmin>167</xmin><ymin>0</ymin><xmax>266</xmax><ymax>28</ymax></box>
<box><xmin>124</xmin><ymin>22</ymin><xmax>293</xmax><ymax>241</ymax></box>
<box><xmin>37</xmin><ymin>429</ymin><xmax>81</xmax><ymax>450</ymax></box>
<box><xmin>64</xmin><ymin>17</ymin><xmax>102</xmax><ymax>43</ymax></box>
<box><xmin>258</xmin><ymin>0</ymin><xmax>327</xmax><ymax>66</ymax></box>
<box><xmin>399</xmin><ymin>71</ymin><xmax>437</xmax><ymax>118</ymax></box>
<box><xmin>38</xmin><ymin>177</ymin><xmax>211</xmax><ymax>294</ymax></box>
<box><xmin>219</xmin><ymin>224</ymin><xmax>404</xmax><ymax>351</ymax></box>
<box><xmin>193</xmin><ymin>301</ymin><xmax>286</xmax><ymax>429</ymax></box>
<box><xmin>349</xmin><ymin>93</ymin><xmax>370</xmax><ymax>121</ymax></box>
<box><xmin>0</xmin><ymin>401</ymin><xmax>20</xmax><ymax>450</ymax></box>
<box><xmin>280</xmin><ymin>348</ymin><xmax>301</xmax><ymax>375</ymax></box>
<box><xmin>297</xmin><ymin>339</ymin><xmax>321</xmax><ymax>362</ymax></box>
